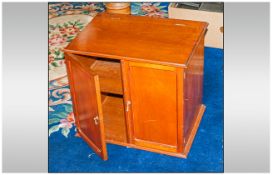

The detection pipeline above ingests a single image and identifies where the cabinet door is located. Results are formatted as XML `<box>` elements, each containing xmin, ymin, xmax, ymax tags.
<box><xmin>65</xmin><ymin>55</ymin><xmax>108</xmax><ymax>160</ymax></box>
<box><xmin>126</xmin><ymin>62</ymin><xmax>183</xmax><ymax>153</ymax></box>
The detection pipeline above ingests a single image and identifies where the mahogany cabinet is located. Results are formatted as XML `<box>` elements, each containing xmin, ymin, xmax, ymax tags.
<box><xmin>64</xmin><ymin>12</ymin><xmax>208</xmax><ymax>160</ymax></box>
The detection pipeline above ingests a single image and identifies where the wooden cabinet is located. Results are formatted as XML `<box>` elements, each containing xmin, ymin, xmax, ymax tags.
<box><xmin>64</xmin><ymin>12</ymin><xmax>208</xmax><ymax>160</ymax></box>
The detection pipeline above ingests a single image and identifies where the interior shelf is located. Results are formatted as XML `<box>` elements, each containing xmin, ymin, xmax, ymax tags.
<box><xmin>101</xmin><ymin>95</ymin><xmax>128</xmax><ymax>143</ymax></box>
<box><xmin>69</xmin><ymin>54</ymin><xmax>123</xmax><ymax>95</ymax></box>
<box><xmin>91</xmin><ymin>60</ymin><xmax>123</xmax><ymax>95</ymax></box>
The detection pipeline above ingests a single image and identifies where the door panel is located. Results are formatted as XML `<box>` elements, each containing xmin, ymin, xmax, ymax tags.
<box><xmin>65</xmin><ymin>55</ymin><xmax>108</xmax><ymax>160</ymax></box>
<box><xmin>127</xmin><ymin>62</ymin><xmax>178</xmax><ymax>150</ymax></box>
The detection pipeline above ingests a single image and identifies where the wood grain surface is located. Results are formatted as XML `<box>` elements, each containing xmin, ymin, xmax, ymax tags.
<box><xmin>64</xmin><ymin>12</ymin><xmax>208</xmax><ymax>67</ymax></box>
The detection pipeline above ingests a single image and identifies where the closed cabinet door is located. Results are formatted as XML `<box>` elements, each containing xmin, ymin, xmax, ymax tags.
<box><xmin>125</xmin><ymin>61</ymin><xmax>183</xmax><ymax>153</ymax></box>
<box><xmin>65</xmin><ymin>54</ymin><xmax>108</xmax><ymax>160</ymax></box>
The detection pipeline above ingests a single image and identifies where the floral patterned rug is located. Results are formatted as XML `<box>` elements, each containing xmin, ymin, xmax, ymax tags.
<box><xmin>49</xmin><ymin>2</ymin><xmax>105</xmax><ymax>19</ymax></box>
<box><xmin>49</xmin><ymin>14</ymin><xmax>93</xmax><ymax>137</ymax></box>
<box><xmin>131</xmin><ymin>2</ymin><xmax>169</xmax><ymax>18</ymax></box>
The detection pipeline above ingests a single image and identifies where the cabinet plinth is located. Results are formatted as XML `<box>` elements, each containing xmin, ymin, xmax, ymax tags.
<box><xmin>64</xmin><ymin>12</ymin><xmax>208</xmax><ymax>160</ymax></box>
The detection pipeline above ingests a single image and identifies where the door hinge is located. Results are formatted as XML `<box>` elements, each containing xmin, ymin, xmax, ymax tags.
<box><xmin>93</xmin><ymin>116</ymin><xmax>99</xmax><ymax>125</ymax></box>
<box><xmin>126</xmin><ymin>100</ymin><xmax>131</xmax><ymax>112</ymax></box>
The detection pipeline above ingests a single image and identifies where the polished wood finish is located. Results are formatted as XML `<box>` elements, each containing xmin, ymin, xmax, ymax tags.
<box><xmin>120</xmin><ymin>60</ymin><xmax>133</xmax><ymax>143</ymax></box>
<box><xmin>106</xmin><ymin>103</ymin><xmax>206</xmax><ymax>159</ymax></box>
<box><xmin>106</xmin><ymin>139</ymin><xmax>187</xmax><ymax>158</ymax></box>
<box><xmin>102</xmin><ymin>95</ymin><xmax>128</xmax><ymax>143</ymax></box>
<box><xmin>183</xmin><ymin>36</ymin><xmax>205</xmax><ymax>143</ymax></box>
<box><xmin>105</xmin><ymin>3</ymin><xmax>131</xmax><ymax>15</ymax></box>
<box><xmin>127</xmin><ymin>62</ymin><xmax>178</xmax><ymax>152</ymax></box>
<box><xmin>184</xmin><ymin>104</ymin><xmax>206</xmax><ymax>156</ymax></box>
<box><xmin>176</xmin><ymin>67</ymin><xmax>184</xmax><ymax>153</ymax></box>
<box><xmin>90</xmin><ymin>59</ymin><xmax>123</xmax><ymax>95</ymax></box>
<box><xmin>64</xmin><ymin>13</ymin><xmax>208</xmax><ymax>160</ymax></box>
<box><xmin>104</xmin><ymin>3</ymin><xmax>130</xmax><ymax>10</ymax></box>
<box><xmin>64</xmin><ymin>12</ymin><xmax>208</xmax><ymax>67</ymax></box>
<box><xmin>66</xmin><ymin>54</ymin><xmax>123</xmax><ymax>95</ymax></box>
<box><xmin>65</xmin><ymin>54</ymin><xmax>108</xmax><ymax>160</ymax></box>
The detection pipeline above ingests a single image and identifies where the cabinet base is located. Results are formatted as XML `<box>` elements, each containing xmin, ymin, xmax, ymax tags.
<box><xmin>106</xmin><ymin>104</ymin><xmax>206</xmax><ymax>158</ymax></box>
<box><xmin>183</xmin><ymin>104</ymin><xmax>206</xmax><ymax>157</ymax></box>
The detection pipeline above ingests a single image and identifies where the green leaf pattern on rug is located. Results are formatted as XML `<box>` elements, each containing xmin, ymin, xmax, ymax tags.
<box><xmin>63</xmin><ymin>104</ymin><xmax>73</xmax><ymax>113</ymax></box>
<box><xmin>49</xmin><ymin>125</ymin><xmax>60</xmax><ymax>136</ymax></box>
<box><xmin>61</xmin><ymin>127</ymin><xmax>70</xmax><ymax>138</ymax></box>
<box><xmin>49</xmin><ymin>118</ymin><xmax>60</xmax><ymax>125</ymax></box>
<box><xmin>49</xmin><ymin>104</ymin><xmax>76</xmax><ymax>138</ymax></box>
<box><xmin>49</xmin><ymin>19</ymin><xmax>88</xmax><ymax>69</ymax></box>
<box><xmin>52</xmin><ymin>112</ymin><xmax>67</xmax><ymax>119</ymax></box>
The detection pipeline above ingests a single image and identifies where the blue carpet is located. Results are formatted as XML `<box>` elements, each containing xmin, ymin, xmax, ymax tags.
<box><xmin>49</xmin><ymin>47</ymin><xmax>223</xmax><ymax>172</ymax></box>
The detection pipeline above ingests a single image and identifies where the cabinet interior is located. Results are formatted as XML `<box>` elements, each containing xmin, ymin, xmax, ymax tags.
<box><xmin>101</xmin><ymin>93</ymin><xmax>127</xmax><ymax>143</ymax></box>
<box><xmin>71</xmin><ymin>54</ymin><xmax>128</xmax><ymax>144</ymax></box>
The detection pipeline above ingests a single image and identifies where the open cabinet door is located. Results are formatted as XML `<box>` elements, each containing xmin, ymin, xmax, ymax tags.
<box><xmin>65</xmin><ymin>54</ymin><xmax>108</xmax><ymax>160</ymax></box>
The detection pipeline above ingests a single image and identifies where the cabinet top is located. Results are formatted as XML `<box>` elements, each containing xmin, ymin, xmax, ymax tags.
<box><xmin>64</xmin><ymin>12</ymin><xmax>208</xmax><ymax>67</ymax></box>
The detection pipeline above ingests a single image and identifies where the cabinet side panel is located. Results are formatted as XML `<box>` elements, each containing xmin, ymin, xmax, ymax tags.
<box><xmin>183</xmin><ymin>36</ymin><xmax>205</xmax><ymax>142</ymax></box>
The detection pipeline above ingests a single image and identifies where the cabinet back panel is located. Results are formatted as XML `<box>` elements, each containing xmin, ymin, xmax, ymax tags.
<box><xmin>91</xmin><ymin>60</ymin><xmax>123</xmax><ymax>95</ymax></box>
<box><xmin>128</xmin><ymin>63</ymin><xmax>178</xmax><ymax>147</ymax></box>
<box><xmin>102</xmin><ymin>95</ymin><xmax>128</xmax><ymax>143</ymax></box>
